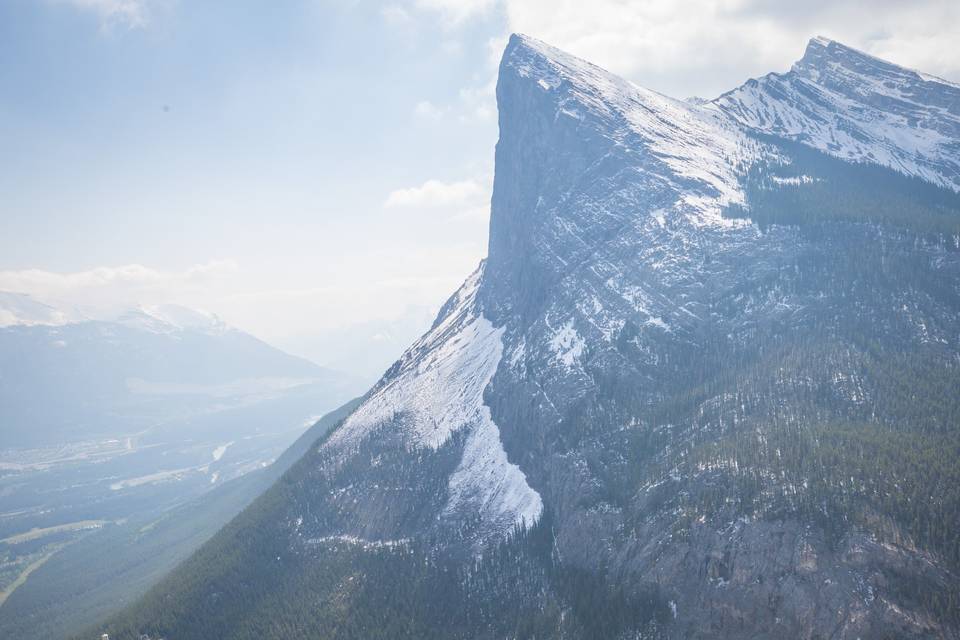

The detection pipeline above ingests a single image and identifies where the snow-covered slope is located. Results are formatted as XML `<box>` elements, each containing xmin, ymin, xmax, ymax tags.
<box><xmin>712</xmin><ymin>36</ymin><xmax>960</xmax><ymax>191</ymax></box>
<box><xmin>326</xmin><ymin>265</ymin><xmax>542</xmax><ymax>539</ymax></box>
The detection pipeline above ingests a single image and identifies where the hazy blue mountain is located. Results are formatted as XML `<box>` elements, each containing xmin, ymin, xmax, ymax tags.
<box><xmin>98</xmin><ymin>36</ymin><xmax>960</xmax><ymax>640</ymax></box>
<box><xmin>0</xmin><ymin>300</ymin><xmax>354</xmax><ymax>448</ymax></box>
<box><xmin>278</xmin><ymin>304</ymin><xmax>437</xmax><ymax>382</ymax></box>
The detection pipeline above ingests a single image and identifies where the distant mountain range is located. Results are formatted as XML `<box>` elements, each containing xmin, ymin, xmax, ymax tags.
<box><xmin>278</xmin><ymin>305</ymin><xmax>438</xmax><ymax>383</ymax></box>
<box><xmin>98</xmin><ymin>35</ymin><xmax>960</xmax><ymax>639</ymax></box>
<box><xmin>0</xmin><ymin>294</ymin><xmax>366</xmax><ymax>640</ymax></box>
<box><xmin>0</xmin><ymin>294</ymin><xmax>358</xmax><ymax>448</ymax></box>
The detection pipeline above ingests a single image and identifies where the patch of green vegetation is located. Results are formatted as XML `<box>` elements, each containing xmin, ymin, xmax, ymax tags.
<box><xmin>725</xmin><ymin>137</ymin><xmax>960</xmax><ymax>240</ymax></box>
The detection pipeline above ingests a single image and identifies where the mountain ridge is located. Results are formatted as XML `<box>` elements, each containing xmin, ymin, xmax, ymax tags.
<box><xmin>97</xmin><ymin>35</ymin><xmax>960</xmax><ymax>639</ymax></box>
<box><xmin>712</xmin><ymin>35</ymin><xmax>960</xmax><ymax>191</ymax></box>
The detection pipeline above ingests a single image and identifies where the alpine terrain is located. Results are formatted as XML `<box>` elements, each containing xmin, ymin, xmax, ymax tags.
<box><xmin>99</xmin><ymin>35</ymin><xmax>960</xmax><ymax>639</ymax></box>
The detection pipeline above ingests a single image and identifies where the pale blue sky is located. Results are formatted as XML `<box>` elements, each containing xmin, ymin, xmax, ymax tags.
<box><xmin>2</xmin><ymin>0</ymin><xmax>957</xmax><ymax>373</ymax></box>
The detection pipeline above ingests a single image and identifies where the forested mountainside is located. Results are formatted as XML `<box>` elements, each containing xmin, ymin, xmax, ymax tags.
<box><xmin>97</xmin><ymin>35</ymin><xmax>960</xmax><ymax>640</ymax></box>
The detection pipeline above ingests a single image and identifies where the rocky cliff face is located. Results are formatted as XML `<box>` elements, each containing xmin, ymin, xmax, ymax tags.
<box><xmin>102</xmin><ymin>35</ymin><xmax>960</xmax><ymax>640</ymax></box>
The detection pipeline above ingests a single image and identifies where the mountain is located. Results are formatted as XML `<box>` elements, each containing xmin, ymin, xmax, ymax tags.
<box><xmin>98</xmin><ymin>36</ymin><xmax>960</xmax><ymax>639</ymax></box>
<box><xmin>713</xmin><ymin>37</ymin><xmax>960</xmax><ymax>192</ymax></box>
<box><xmin>0</xmin><ymin>299</ymin><xmax>352</xmax><ymax>447</ymax></box>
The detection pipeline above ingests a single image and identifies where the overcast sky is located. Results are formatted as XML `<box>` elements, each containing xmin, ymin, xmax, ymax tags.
<box><xmin>2</xmin><ymin>0</ymin><xmax>958</xmax><ymax>370</ymax></box>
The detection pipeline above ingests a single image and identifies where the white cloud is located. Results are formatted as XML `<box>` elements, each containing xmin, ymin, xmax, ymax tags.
<box><xmin>214</xmin><ymin>241</ymin><xmax>486</xmax><ymax>337</ymax></box>
<box><xmin>384</xmin><ymin>178</ymin><xmax>488</xmax><ymax>209</ymax></box>
<box><xmin>413</xmin><ymin>0</ymin><xmax>496</xmax><ymax>26</ymax></box>
<box><xmin>503</xmin><ymin>0</ymin><xmax>960</xmax><ymax>97</ymax></box>
<box><xmin>57</xmin><ymin>0</ymin><xmax>157</xmax><ymax>29</ymax></box>
<box><xmin>380</xmin><ymin>4</ymin><xmax>415</xmax><ymax>28</ymax></box>
<box><xmin>456</xmin><ymin>80</ymin><xmax>496</xmax><ymax>122</ymax></box>
<box><xmin>403</xmin><ymin>0</ymin><xmax>959</xmax><ymax>98</ymax></box>
<box><xmin>412</xmin><ymin>78</ymin><xmax>496</xmax><ymax>124</ymax></box>
<box><xmin>0</xmin><ymin>259</ymin><xmax>238</xmax><ymax>318</ymax></box>
<box><xmin>414</xmin><ymin>100</ymin><xmax>449</xmax><ymax>120</ymax></box>
<box><xmin>0</xmin><ymin>246</ymin><xmax>489</xmax><ymax>346</ymax></box>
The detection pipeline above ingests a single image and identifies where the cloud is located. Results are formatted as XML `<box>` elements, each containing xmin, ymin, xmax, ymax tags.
<box><xmin>513</xmin><ymin>0</ymin><xmax>959</xmax><ymax>96</ymax></box>
<box><xmin>56</xmin><ymin>0</ymin><xmax>158</xmax><ymax>29</ymax></box>
<box><xmin>384</xmin><ymin>178</ymin><xmax>488</xmax><ymax>209</ymax></box>
<box><xmin>413</xmin><ymin>100</ymin><xmax>449</xmax><ymax>120</ymax></box>
<box><xmin>402</xmin><ymin>0</ymin><xmax>959</xmax><ymax>98</ymax></box>
<box><xmin>412</xmin><ymin>77</ymin><xmax>496</xmax><ymax>124</ymax></box>
<box><xmin>214</xmin><ymin>241</ymin><xmax>485</xmax><ymax>338</ymax></box>
<box><xmin>0</xmin><ymin>260</ymin><xmax>239</xmax><ymax>318</ymax></box>
<box><xmin>456</xmin><ymin>80</ymin><xmax>496</xmax><ymax>122</ymax></box>
<box><xmin>413</xmin><ymin>0</ymin><xmax>496</xmax><ymax>26</ymax></box>
<box><xmin>380</xmin><ymin>4</ymin><xmax>415</xmax><ymax>28</ymax></box>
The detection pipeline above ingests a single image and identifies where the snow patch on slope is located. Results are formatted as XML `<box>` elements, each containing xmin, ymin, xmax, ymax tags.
<box><xmin>329</xmin><ymin>271</ymin><xmax>502</xmax><ymax>450</ymax></box>
<box><xmin>444</xmin><ymin>394</ymin><xmax>543</xmax><ymax>538</ymax></box>
<box><xmin>548</xmin><ymin>318</ymin><xmax>585</xmax><ymax>369</ymax></box>
<box><xmin>327</xmin><ymin>264</ymin><xmax>542</xmax><ymax>538</ymax></box>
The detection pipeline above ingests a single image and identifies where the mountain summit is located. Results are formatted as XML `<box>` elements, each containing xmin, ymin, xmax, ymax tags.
<box><xmin>102</xmin><ymin>36</ymin><xmax>960</xmax><ymax>640</ymax></box>
<box><xmin>714</xmin><ymin>36</ymin><xmax>960</xmax><ymax>191</ymax></box>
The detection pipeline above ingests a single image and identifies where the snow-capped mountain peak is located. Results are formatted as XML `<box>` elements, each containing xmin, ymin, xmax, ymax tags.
<box><xmin>117</xmin><ymin>304</ymin><xmax>230</xmax><ymax>335</ymax></box>
<box><xmin>795</xmin><ymin>36</ymin><xmax>959</xmax><ymax>91</ymax></box>
<box><xmin>501</xmin><ymin>33</ymin><xmax>755</xmax><ymax>222</ymax></box>
<box><xmin>712</xmin><ymin>36</ymin><xmax>960</xmax><ymax>191</ymax></box>
<box><xmin>483</xmin><ymin>34</ymin><xmax>767</xmax><ymax>322</ymax></box>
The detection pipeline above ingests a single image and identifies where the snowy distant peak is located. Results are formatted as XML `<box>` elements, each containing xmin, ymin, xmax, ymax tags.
<box><xmin>0</xmin><ymin>291</ymin><xmax>81</xmax><ymax>327</ymax></box>
<box><xmin>141</xmin><ymin>304</ymin><xmax>228</xmax><ymax>333</ymax></box>
<box><xmin>0</xmin><ymin>291</ymin><xmax>231</xmax><ymax>335</ymax></box>
<box><xmin>794</xmin><ymin>36</ymin><xmax>960</xmax><ymax>110</ymax></box>
<box><xmin>116</xmin><ymin>304</ymin><xmax>230</xmax><ymax>335</ymax></box>
<box><xmin>713</xmin><ymin>37</ymin><xmax>960</xmax><ymax>192</ymax></box>
<box><xmin>796</xmin><ymin>36</ymin><xmax>897</xmax><ymax>78</ymax></box>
